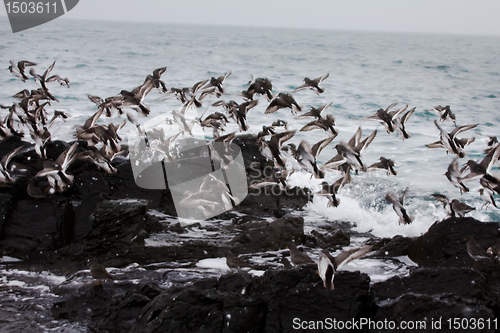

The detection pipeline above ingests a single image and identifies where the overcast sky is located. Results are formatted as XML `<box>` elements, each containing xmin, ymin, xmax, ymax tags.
<box><xmin>1</xmin><ymin>0</ymin><xmax>500</xmax><ymax>36</ymax></box>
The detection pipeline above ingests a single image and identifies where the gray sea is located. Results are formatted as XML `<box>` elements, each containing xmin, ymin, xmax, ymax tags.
<box><xmin>0</xmin><ymin>17</ymin><xmax>500</xmax><ymax>331</ymax></box>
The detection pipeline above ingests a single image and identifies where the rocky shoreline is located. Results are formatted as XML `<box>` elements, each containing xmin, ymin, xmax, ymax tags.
<box><xmin>1</xmin><ymin>136</ymin><xmax>499</xmax><ymax>332</ymax></box>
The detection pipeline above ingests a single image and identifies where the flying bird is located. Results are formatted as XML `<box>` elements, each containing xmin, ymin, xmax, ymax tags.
<box><xmin>318</xmin><ymin>246</ymin><xmax>373</xmax><ymax>291</ymax></box>
<box><xmin>293</xmin><ymin>73</ymin><xmax>329</xmax><ymax>95</ymax></box>
<box><xmin>386</xmin><ymin>187</ymin><xmax>414</xmax><ymax>225</ymax></box>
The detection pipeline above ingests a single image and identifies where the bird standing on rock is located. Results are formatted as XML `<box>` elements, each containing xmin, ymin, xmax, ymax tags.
<box><xmin>465</xmin><ymin>236</ymin><xmax>491</xmax><ymax>262</ymax></box>
<box><xmin>288</xmin><ymin>244</ymin><xmax>314</xmax><ymax>265</ymax></box>
<box><xmin>88</xmin><ymin>258</ymin><xmax>114</xmax><ymax>280</ymax></box>
<box><xmin>225</xmin><ymin>251</ymin><xmax>252</xmax><ymax>270</ymax></box>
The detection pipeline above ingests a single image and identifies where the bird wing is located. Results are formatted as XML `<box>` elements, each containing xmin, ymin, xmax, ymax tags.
<box><xmin>347</xmin><ymin>127</ymin><xmax>362</xmax><ymax>148</ymax></box>
<box><xmin>311</xmin><ymin>136</ymin><xmax>335</xmax><ymax>159</ymax></box>
<box><xmin>335</xmin><ymin>245</ymin><xmax>373</xmax><ymax>270</ymax></box>
<box><xmin>449</xmin><ymin>123</ymin><xmax>478</xmax><ymax>138</ymax></box>
<box><xmin>355</xmin><ymin>130</ymin><xmax>377</xmax><ymax>154</ymax></box>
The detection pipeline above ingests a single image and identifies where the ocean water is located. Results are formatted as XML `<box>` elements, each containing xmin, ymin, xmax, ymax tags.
<box><xmin>1</xmin><ymin>17</ymin><xmax>500</xmax><ymax>237</ymax></box>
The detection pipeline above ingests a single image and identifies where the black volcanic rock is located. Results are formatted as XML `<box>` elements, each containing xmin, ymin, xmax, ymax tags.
<box><xmin>231</xmin><ymin>216</ymin><xmax>305</xmax><ymax>252</ymax></box>
<box><xmin>1</xmin><ymin>199</ymin><xmax>74</xmax><ymax>253</ymax></box>
<box><xmin>130</xmin><ymin>266</ymin><xmax>372</xmax><ymax>333</ymax></box>
<box><xmin>408</xmin><ymin>217</ymin><xmax>498</xmax><ymax>267</ymax></box>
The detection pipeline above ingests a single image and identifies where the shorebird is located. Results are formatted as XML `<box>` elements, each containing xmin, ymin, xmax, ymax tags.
<box><xmin>485</xmin><ymin>136</ymin><xmax>498</xmax><ymax>154</ymax></box>
<box><xmin>445</xmin><ymin>159</ymin><xmax>469</xmax><ymax>194</ymax></box>
<box><xmin>259</xmin><ymin>130</ymin><xmax>296</xmax><ymax>168</ymax></box>
<box><xmin>8</xmin><ymin>60</ymin><xmax>36</xmax><ymax>82</ymax></box>
<box><xmin>265</xmin><ymin>93</ymin><xmax>302</xmax><ymax>115</ymax></box>
<box><xmin>432</xmin><ymin>105</ymin><xmax>456</xmax><ymax>125</ymax></box>
<box><xmin>293</xmin><ymin>73</ymin><xmax>329</xmax><ymax>95</ymax></box>
<box><xmin>166</xmin><ymin>80</ymin><xmax>208</xmax><ymax>108</ymax></box>
<box><xmin>295</xmin><ymin>102</ymin><xmax>333</xmax><ymax>120</ymax></box>
<box><xmin>271</xmin><ymin>119</ymin><xmax>288</xmax><ymax>130</ymax></box>
<box><xmin>0</xmin><ymin>146</ymin><xmax>23</xmax><ymax>185</ymax></box>
<box><xmin>281</xmin><ymin>257</ymin><xmax>293</xmax><ymax>269</ymax></box>
<box><xmin>367</xmin><ymin>103</ymin><xmax>407</xmax><ymax>134</ymax></box>
<box><xmin>35</xmin><ymin>142</ymin><xmax>78</xmax><ymax>193</ymax></box>
<box><xmin>256</xmin><ymin>125</ymin><xmax>276</xmax><ymax>144</ymax></box>
<box><xmin>242</xmin><ymin>77</ymin><xmax>273</xmax><ymax>101</ymax></box>
<box><xmin>300</xmin><ymin>114</ymin><xmax>338</xmax><ymax>137</ymax></box>
<box><xmin>367</xmin><ymin>157</ymin><xmax>397</xmax><ymax>176</ymax></box>
<box><xmin>48</xmin><ymin>110</ymin><xmax>69</xmax><ymax>128</ymax></box>
<box><xmin>30</xmin><ymin>127</ymin><xmax>51</xmax><ymax>159</ymax></box>
<box><xmin>386</xmin><ymin>188</ymin><xmax>414</xmax><ymax>225</ymax></box>
<box><xmin>77</xmin><ymin>149</ymin><xmax>117</xmax><ymax>174</ymax></box>
<box><xmin>295</xmin><ymin>137</ymin><xmax>335</xmax><ymax>178</ymax></box>
<box><xmin>120</xmin><ymin>84</ymin><xmax>151</xmax><ymax>116</ymax></box>
<box><xmin>88</xmin><ymin>95</ymin><xmax>124</xmax><ymax>117</ymax></box>
<box><xmin>460</xmin><ymin>145</ymin><xmax>500</xmax><ymax>183</ymax></box>
<box><xmin>393</xmin><ymin>107</ymin><xmax>415</xmax><ymax>140</ymax></box>
<box><xmin>487</xmin><ymin>238</ymin><xmax>500</xmax><ymax>258</ymax></box>
<box><xmin>248</xmin><ymin>167</ymin><xmax>292</xmax><ymax>191</ymax></box>
<box><xmin>225</xmin><ymin>251</ymin><xmax>252</xmax><ymax>270</ymax></box>
<box><xmin>328</xmin><ymin>128</ymin><xmax>377</xmax><ymax>173</ymax></box>
<box><xmin>479</xmin><ymin>188</ymin><xmax>498</xmax><ymax>209</ymax></box>
<box><xmin>88</xmin><ymin>258</ymin><xmax>114</xmax><ymax>280</ymax></box>
<box><xmin>201</xmin><ymin>71</ymin><xmax>232</xmax><ymax>97</ymax></box>
<box><xmin>431</xmin><ymin>193</ymin><xmax>475</xmax><ymax>217</ymax></box>
<box><xmin>315</xmin><ymin>173</ymin><xmax>351</xmax><ymax>207</ymax></box>
<box><xmin>288</xmin><ymin>244</ymin><xmax>314</xmax><ymax>265</ymax></box>
<box><xmin>235</xmin><ymin>100</ymin><xmax>258</xmax><ymax>132</ymax></box>
<box><xmin>426</xmin><ymin>120</ymin><xmax>477</xmax><ymax>158</ymax></box>
<box><xmin>29</xmin><ymin>61</ymin><xmax>58</xmax><ymax>101</ymax></box>
<box><xmin>142</xmin><ymin>67</ymin><xmax>168</xmax><ymax>93</ymax></box>
<box><xmin>465</xmin><ymin>236</ymin><xmax>490</xmax><ymax>261</ymax></box>
<box><xmin>318</xmin><ymin>246</ymin><xmax>373</xmax><ymax>291</ymax></box>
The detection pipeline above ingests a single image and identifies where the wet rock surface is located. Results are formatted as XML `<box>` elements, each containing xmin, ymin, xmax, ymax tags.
<box><xmin>1</xmin><ymin>137</ymin><xmax>500</xmax><ymax>332</ymax></box>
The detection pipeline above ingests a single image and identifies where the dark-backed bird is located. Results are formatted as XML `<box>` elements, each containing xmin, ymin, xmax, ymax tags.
<box><xmin>300</xmin><ymin>114</ymin><xmax>338</xmax><ymax>137</ymax></box>
<box><xmin>265</xmin><ymin>92</ymin><xmax>302</xmax><ymax>115</ymax></box>
<box><xmin>120</xmin><ymin>84</ymin><xmax>151</xmax><ymax>116</ymax></box>
<box><xmin>242</xmin><ymin>77</ymin><xmax>273</xmax><ymax>101</ymax></box>
<box><xmin>8</xmin><ymin>60</ymin><xmax>37</xmax><ymax>82</ymax></box>
<box><xmin>327</xmin><ymin>128</ymin><xmax>377</xmax><ymax>173</ymax></box>
<box><xmin>29</xmin><ymin>61</ymin><xmax>58</xmax><ymax>101</ymax></box>
<box><xmin>431</xmin><ymin>193</ymin><xmax>475</xmax><ymax>217</ymax></box>
<box><xmin>367</xmin><ymin>157</ymin><xmax>397</xmax><ymax>175</ymax></box>
<box><xmin>445</xmin><ymin>159</ymin><xmax>469</xmax><ymax>194</ymax></box>
<box><xmin>295</xmin><ymin>137</ymin><xmax>334</xmax><ymax>178</ymax></box>
<box><xmin>88</xmin><ymin>258</ymin><xmax>114</xmax><ymax>280</ymax></box>
<box><xmin>426</xmin><ymin>120</ymin><xmax>477</xmax><ymax>158</ymax></box>
<box><xmin>202</xmin><ymin>71</ymin><xmax>231</xmax><ymax>97</ymax></box>
<box><xmin>393</xmin><ymin>107</ymin><xmax>415</xmax><ymax>140</ymax></box>
<box><xmin>225</xmin><ymin>251</ymin><xmax>252</xmax><ymax>270</ymax></box>
<box><xmin>460</xmin><ymin>145</ymin><xmax>500</xmax><ymax>183</ymax></box>
<box><xmin>386</xmin><ymin>187</ymin><xmax>414</xmax><ymax>225</ymax></box>
<box><xmin>432</xmin><ymin>105</ymin><xmax>456</xmax><ymax>125</ymax></box>
<box><xmin>318</xmin><ymin>246</ymin><xmax>372</xmax><ymax>291</ymax></box>
<box><xmin>0</xmin><ymin>146</ymin><xmax>23</xmax><ymax>185</ymax></box>
<box><xmin>367</xmin><ymin>103</ymin><xmax>407</xmax><ymax>134</ymax></box>
<box><xmin>259</xmin><ymin>130</ymin><xmax>296</xmax><ymax>168</ymax></box>
<box><xmin>296</xmin><ymin>102</ymin><xmax>333</xmax><ymax>120</ymax></box>
<box><xmin>465</xmin><ymin>236</ymin><xmax>490</xmax><ymax>261</ymax></box>
<box><xmin>479</xmin><ymin>187</ymin><xmax>498</xmax><ymax>209</ymax></box>
<box><xmin>34</xmin><ymin>142</ymin><xmax>78</xmax><ymax>193</ymax></box>
<box><xmin>235</xmin><ymin>100</ymin><xmax>258</xmax><ymax>132</ymax></box>
<box><xmin>293</xmin><ymin>73</ymin><xmax>329</xmax><ymax>95</ymax></box>
<box><xmin>315</xmin><ymin>173</ymin><xmax>351</xmax><ymax>207</ymax></box>
<box><xmin>288</xmin><ymin>244</ymin><xmax>314</xmax><ymax>265</ymax></box>
<box><xmin>487</xmin><ymin>238</ymin><xmax>500</xmax><ymax>259</ymax></box>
